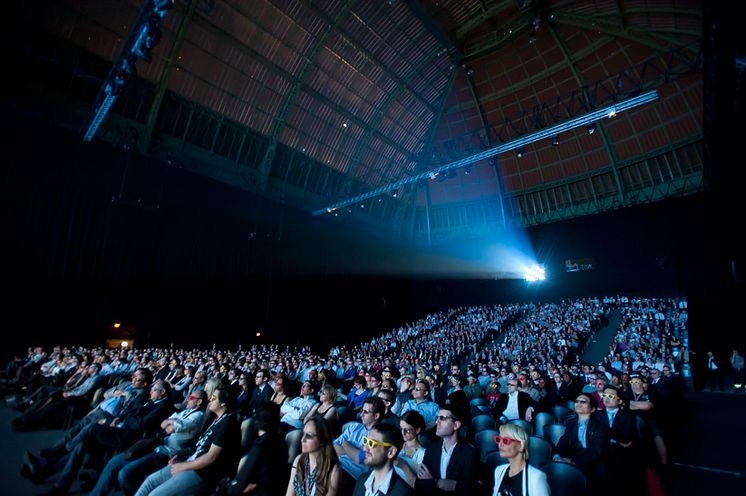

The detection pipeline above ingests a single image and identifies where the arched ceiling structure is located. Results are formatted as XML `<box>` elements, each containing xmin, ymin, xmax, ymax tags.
<box><xmin>10</xmin><ymin>0</ymin><xmax>703</xmax><ymax>243</ymax></box>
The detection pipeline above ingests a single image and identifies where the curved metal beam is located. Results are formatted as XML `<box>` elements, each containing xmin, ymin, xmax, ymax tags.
<box><xmin>549</xmin><ymin>10</ymin><xmax>699</xmax><ymax>55</ymax></box>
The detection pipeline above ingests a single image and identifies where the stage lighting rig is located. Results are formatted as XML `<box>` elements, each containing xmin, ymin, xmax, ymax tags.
<box><xmin>84</xmin><ymin>0</ymin><xmax>174</xmax><ymax>142</ymax></box>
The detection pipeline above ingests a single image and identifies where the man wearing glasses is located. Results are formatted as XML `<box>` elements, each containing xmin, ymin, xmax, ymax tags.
<box><xmin>352</xmin><ymin>423</ymin><xmax>412</xmax><ymax>496</ymax></box>
<box><xmin>26</xmin><ymin>379</ymin><xmax>173</xmax><ymax>494</ymax></box>
<box><xmin>334</xmin><ymin>397</ymin><xmax>385</xmax><ymax>482</ymax></box>
<box><xmin>415</xmin><ymin>405</ymin><xmax>477</xmax><ymax>495</ymax></box>
<box><xmin>87</xmin><ymin>389</ymin><xmax>207</xmax><ymax>496</ymax></box>
<box><xmin>248</xmin><ymin>368</ymin><xmax>273</xmax><ymax>416</ymax></box>
<box><xmin>24</xmin><ymin>368</ymin><xmax>153</xmax><ymax>470</ymax></box>
<box><xmin>599</xmin><ymin>385</ymin><xmax>640</xmax><ymax>496</ymax></box>
<box><xmin>392</xmin><ymin>380</ymin><xmax>439</xmax><ymax>429</ymax></box>
<box><xmin>493</xmin><ymin>379</ymin><xmax>535</xmax><ymax>423</ymax></box>
<box><xmin>279</xmin><ymin>381</ymin><xmax>318</xmax><ymax>430</ymax></box>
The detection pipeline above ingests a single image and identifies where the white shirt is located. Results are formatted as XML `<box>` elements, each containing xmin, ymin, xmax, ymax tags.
<box><xmin>504</xmin><ymin>391</ymin><xmax>520</xmax><ymax>420</ymax></box>
<box><xmin>363</xmin><ymin>466</ymin><xmax>394</xmax><ymax>496</ymax></box>
<box><xmin>440</xmin><ymin>441</ymin><xmax>457</xmax><ymax>478</ymax></box>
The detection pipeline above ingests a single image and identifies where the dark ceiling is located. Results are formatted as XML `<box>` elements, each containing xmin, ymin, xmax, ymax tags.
<box><xmin>9</xmin><ymin>0</ymin><xmax>703</xmax><ymax>243</ymax></box>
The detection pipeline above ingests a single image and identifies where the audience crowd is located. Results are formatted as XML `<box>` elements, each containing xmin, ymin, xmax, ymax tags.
<box><xmin>0</xmin><ymin>296</ymin><xmax>693</xmax><ymax>495</ymax></box>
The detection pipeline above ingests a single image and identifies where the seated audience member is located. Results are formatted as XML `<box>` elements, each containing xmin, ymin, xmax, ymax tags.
<box><xmin>88</xmin><ymin>389</ymin><xmax>207</xmax><ymax>496</ymax></box>
<box><xmin>352</xmin><ymin>423</ymin><xmax>412</xmax><ymax>496</ymax></box>
<box><xmin>492</xmin><ymin>423</ymin><xmax>550</xmax><ymax>496</ymax></box>
<box><xmin>592</xmin><ymin>375</ymin><xmax>608</xmax><ymax>411</ymax></box>
<box><xmin>134</xmin><ymin>388</ymin><xmax>240</xmax><ymax>496</ymax></box>
<box><xmin>12</xmin><ymin>363</ymin><xmax>101</xmax><ymax>431</ymax></box>
<box><xmin>396</xmin><ymin>374</ymin><xmax>414</xmax><ymax>406</ymax></box>
<box><xmin>304</xmin><ymin>383</ymin><xmax>339</xmax><ymax>424</ymax></box>
<box><xmin>599</xmin><ymin>385</ymin><xmax>641</xmax><ymax>496</ymax></box>
<box><xmin>249</xmin><ymin>368</ymin><xmax>274</xmax><ymax>415</ymax></box>
<box><xmin>286</xmin><ymin>415</ymin><xmax>340</xmax><ymax>496</ymax></box>
<box><xmin>44</xmin><ymin>368</ymin><xmax>152</xmax><ymax>448</ymax></box>
<box><xmin>233</xmin><ymin>371</ymin><xmax>252</xmax><ymax>419</ymax></box>
<box><xmin>281</xmin><ymin>380</ymin><xmax>319</xmax><ymax>431</ymax></box>
<box><xmin>393</xmin><ymin>410</ymin><xmax>426</xmax><ymax>488</ymax></box>
<box><xmin>173</xmin><ymin>366</ymin><xmax>193</xmax><ymax>394</ymax></box>
<box><xmin>415</xmin><ymin>404</ymin><xmax>478</xmax><ymax>495</ymax></box>
<box><xmin>367</xmin><ymin>373</ymin><xmax>382</xmax><ymax>397</ymax></box>
<box><xmin>557</xmin><ymin>372</ymin><xmax>581</xmax><ymax>404</ymax></box>
<box><xmin>377</xmin><ymin>388</ymin><xmax>401</xmax><ymax>427</ymax></box>
<box><xmin>347</xmin><ymin>376</ymin><xmax>370</xmax><ymax>412</ymax></box>
<box><xmin>445</xmin><ymin>377</ymin><xmax>469</xmax><ymax>411</ymax></box>
<box><xmin>463</xmin><ymin>374</ymin><xmax>483</xmax><ymax>401</ymax></box>
<box><xmin>271</xmin><ymin>374</ymin><xmax>290</xmax><ymax>406</ymax></box>
<box><xmin>493</xmin><ymin>378</ymin><xmax>535</xmax><ymax>422</ymax></box>
<box><xmin>179</xmin><ymin>370</ymin><xmax>207</xmax><ymax>409</ymax></box>
<box><xmin>25</xmin><ymin>378</ymin><xmax>172</xmax><ymax>494</ymax></box>
<box><xmin>225</xmin><ymin>401</ymin><xmax>287</xmax><ymax>496</ymax></box>
<box><xmin>334</xmin><ymin>397</ymin><xmax>385</xmax><ymax>481</ymax></box>
<box><xmin>554</xmin><ymin>392</ymin><xmax>609</xmax><ymax>490</ymax></box>
<box><xmin>392</xmin><ymin>379</ymin><xmax>440</xmax><ymax>429</ymax></box>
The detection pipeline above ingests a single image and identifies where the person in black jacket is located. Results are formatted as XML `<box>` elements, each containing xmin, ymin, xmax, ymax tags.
<box><xmin>415</xmin><ymin>404</ymin><xmax>478</xmax><ymax>495</ymax></box>
<box><xmin>555</xmin><ymin>392</ymin><xmax>609</xmax><ymax>492</ymax></box>
<box><xmin>598</xmin><ymin>386</ymin><xmax>642</xmax><ymax>496</ymax></box>
<box><xmin>352</xmin><ymin>422</ymin><xmax>412</xmax><ymax>496</ymax></box>
<box><xmin>226</xmin><ymin>401</ymin><xmax>287</xmax><ymax>496</ymax></box>
<box><xmin>28</xmin><ymin>379</ymin><xmax>173</xmax><ymax>494</ymax></box>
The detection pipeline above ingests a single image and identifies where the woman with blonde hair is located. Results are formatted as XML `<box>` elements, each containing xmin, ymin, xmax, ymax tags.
<box><xmin>286</xmin><ymin>416</ymin><xmax>340</xmax><ymax>496</ymax></box>
<box><xmin>304</xmin><ymin>383</ymin><xmax>338</xmax><ymax>423</ymax></box>
<box><xmin>492</xmin><ymin>423</ymin><xmax>550</xmax><ymax>496</ymax></box>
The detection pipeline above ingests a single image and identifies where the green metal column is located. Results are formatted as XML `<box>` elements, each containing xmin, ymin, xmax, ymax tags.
<box><xmin>548</xmin><ymin>23</ymin><xmax>625</xmax><ymax>203</ymax></box>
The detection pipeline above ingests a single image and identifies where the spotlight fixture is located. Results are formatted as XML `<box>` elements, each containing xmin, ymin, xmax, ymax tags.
<box><xmin>608</xmin><ymin>108</ymin><xmax>617</xmax><ymax>118</ymax></box>
<box><xmin>551</xmin><ymin>135</ymin><xmax>559</xmax><ymax>146</ymax></box>
<box><xmin>586</xmin><ymin>124</ymin><xmax>595</xmax><ymax>135</ymax></box>
<box><xmin>516</xmin><ymin>146</ymin><xmax>525</xmax><ymax>158</ymax></box>
<box><xmin>464</xmin><ymin>164</ymin><xmax>472</xmax><ymax>175</ymax></box>
<box><xmin>524</xmin><ymin>264</ymin><xmax>546</xmax><ymax>282</ymax></box>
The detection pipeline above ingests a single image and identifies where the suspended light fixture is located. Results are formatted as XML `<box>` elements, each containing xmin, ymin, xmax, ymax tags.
<box><xmin>312</xmin><ymin>89</ymin><xmax>659</xmax><ymax>216</ymax></box>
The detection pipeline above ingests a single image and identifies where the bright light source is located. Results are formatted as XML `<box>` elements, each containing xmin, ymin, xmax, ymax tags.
<box><xmin>608</xmin><ymin>109</ymin><xmax>617</xmax><ymax>118</ymax></box>
<box><xmin>342</xmin><ymin>122</ymin><xmax>348</xmax><ymax>128</ymax></box>
<box><xmin>524</xmin><ymin>265</ymin><xmax>546</xmax><ymax>282</ymax></box>
<box><xmin>121</xmin><ymin>341</ymin><xmax>129</xmax><ymax>348</ymax></box>
<box><xmin>255</xmin><ymin>332</ymin><xmax>261</xmax><ymax>337</ymax></box>
<box><xmin>114</xmin><ymin>322</ymin><xmax>121</xmax><ymax>329</ymax></box>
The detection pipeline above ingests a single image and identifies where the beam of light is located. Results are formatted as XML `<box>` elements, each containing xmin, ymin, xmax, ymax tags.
<box><xmin>312</xmin><ymin>90</ymin><xmax>658</xmax><ymax>216</ymax></box>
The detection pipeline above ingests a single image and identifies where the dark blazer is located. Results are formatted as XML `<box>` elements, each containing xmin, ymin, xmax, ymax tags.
<box><xmin>555</xmin><ymin>415</ymin><xmax>609</xmax><ymax>472</ymax></box>
<box><xmin>94</xmin><ymin>397</ymin><xmax>174</xmax><ymax>449</ymax></box>
<box><xmin>248</xmin><ymin>384</ymin><xmax>273</xmax><ymax>415</ymax></box>
<box><xmin>598</xmin><ymin>409</ymin><xmax>636</xmax><ymax>446</ymax></box>
<box><xmin>493</xmin><ymin>391</ymin><xmax>535</xmax><ymax>420</ymax></box>
<box><xmin>352</xmin><ymin>468</ymin><xmax>413</xmax><ymax>496</ymax></box>
<box><xmin>415</xmin><ymin>439</ymin><xmax>478</xmax><ymax>495</ymax></box>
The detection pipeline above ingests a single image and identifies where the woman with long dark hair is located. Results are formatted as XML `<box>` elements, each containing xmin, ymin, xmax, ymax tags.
<box><xmin>285</xmin><ymin>416</ymin><xmax>340</xmax><ymax>496</ymax></box>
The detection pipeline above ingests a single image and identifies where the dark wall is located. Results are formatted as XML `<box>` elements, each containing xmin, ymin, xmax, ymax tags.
<box><xmin>1</xmin><ymin>118</ymin><xmax>743</xmax><ymax>362</ymax></box>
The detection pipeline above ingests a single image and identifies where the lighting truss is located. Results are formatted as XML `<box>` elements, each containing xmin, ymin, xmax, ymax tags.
<box><xmin>83</xmin><ymin>0</ymin><xmax>173</xmax><ymax>142</ymax></box>
<box><xmin>312</xmin><ymin>89</ymin><xmax>658</xmax><ymax>216</ymax></box>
